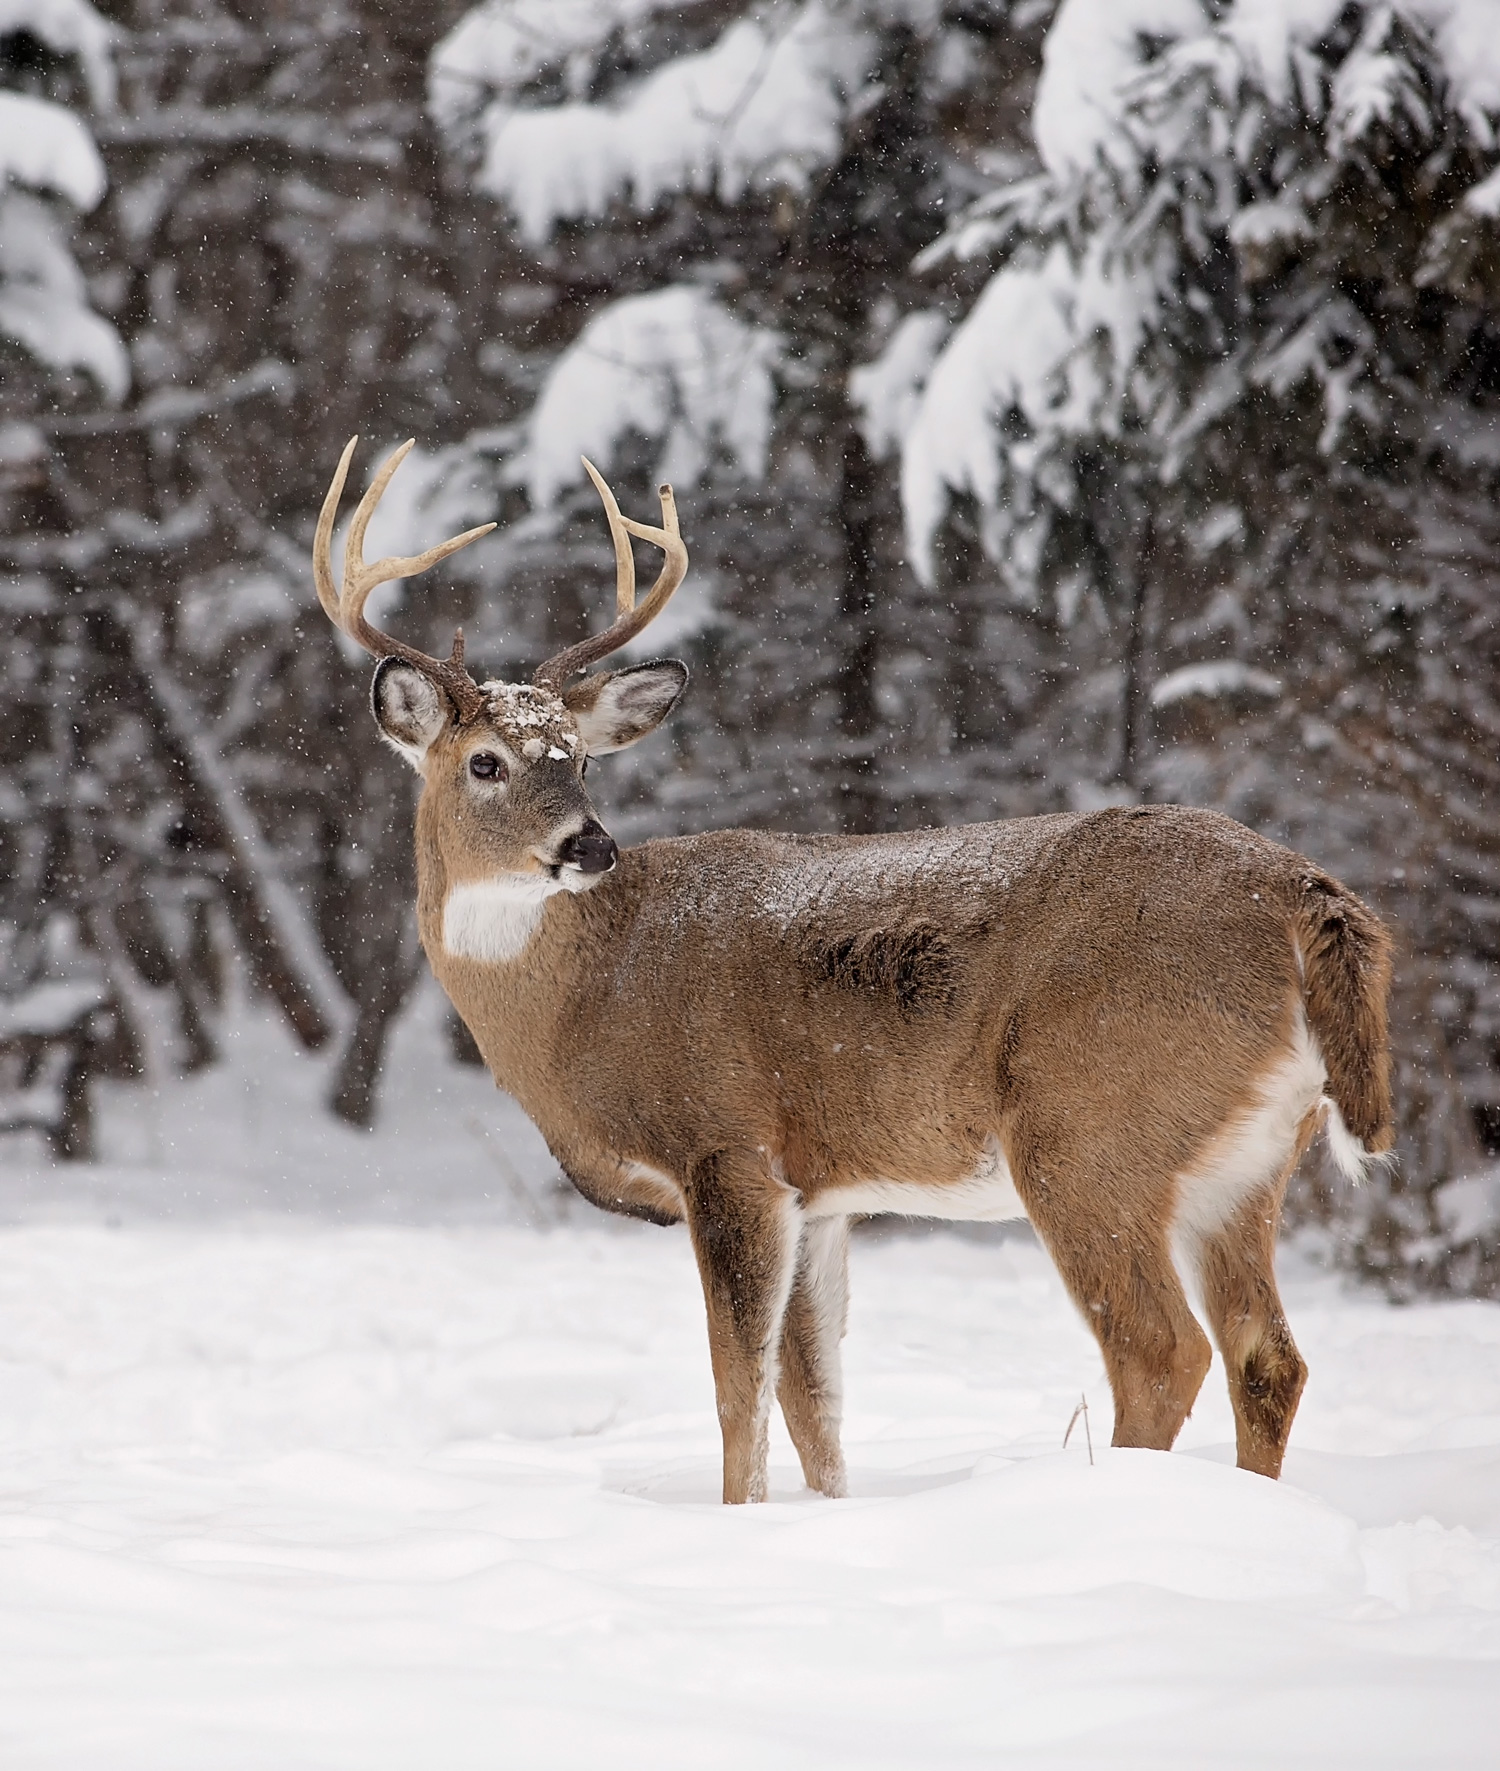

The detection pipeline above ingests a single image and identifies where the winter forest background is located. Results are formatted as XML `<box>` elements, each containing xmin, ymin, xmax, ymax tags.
<box><xmin>1</xmin><ymin>0</ymin><xmax>1498</xmax><ymax>1294</ymax></box>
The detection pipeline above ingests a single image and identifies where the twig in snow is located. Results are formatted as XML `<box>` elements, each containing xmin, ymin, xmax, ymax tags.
<box><xmin>1064</xmin><ymin>1393</ymin><xmax>1094</xmax><ymax>1466</ymax></box>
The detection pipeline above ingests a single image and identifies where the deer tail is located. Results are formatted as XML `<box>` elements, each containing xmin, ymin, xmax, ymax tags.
<box><xmin>1295</xmin><ymin>873</ymin><xmax>1395</xmax><ymax>1181</ymax></box>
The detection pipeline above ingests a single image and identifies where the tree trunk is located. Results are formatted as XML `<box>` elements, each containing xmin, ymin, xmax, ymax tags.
<box><xmin>1077</xmin><ymin>455</ymin><xmax>1155</xmax><ymax>793</ymax></box>
<box><xmin>941</xmin><ymin>504</ymin><xmax>1012</xmax><ymax>750</ymax></box>
<box><xmin>52</xmin><ymin>1041</ymin><xmax>95</xmax><ymax>1163</ymax></box>
<box><xmin>1116</xmin><ymin>562</ymin><xmax>1152</xmax><ymax>792</ymax></box>
<box><xmin>833</xmin><ymin>420</ymin><xmax>883</xmax><ymax>832</ymax></box>
<box><xmin>328</xmin><ymin>960</ymin><xmax>413</xmax><ymax>1128</ymax></box>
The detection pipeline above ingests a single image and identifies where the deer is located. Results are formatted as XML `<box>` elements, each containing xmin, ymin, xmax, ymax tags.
<box><xmin>312</xmin><ymin>437</ymin><xmax>1394</xmax><ymax>1504</ymax></box>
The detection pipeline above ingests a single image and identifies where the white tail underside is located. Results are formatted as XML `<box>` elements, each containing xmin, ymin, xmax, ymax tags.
<box><xmin>1170</xmin><ymin>1006</ymin><xmax>1381</xmax><ymax>1288</ymax></box>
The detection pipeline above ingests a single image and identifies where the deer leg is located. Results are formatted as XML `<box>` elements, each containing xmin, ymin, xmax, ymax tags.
<box><xmin>1195</xmin><ymin>1185</ymin><xmax>1308</xmax><ymax>1479</ymax></box>
<box><xmin>1023</xmin><ymin>1173</ymin><xmax>1212</xmax><ymax>1452</ymax></box>
<box><xmin>1090</xmin><ymin>1241</ymin><xmax>1212</xmax><ymax>1452</ymax></box>
<box><xmin>1177</xmin><ymin>1105</ymin><xmax>1318</xmax><ymax>1478</ymax></box>
<box><xmin>777</xmin><ymin>1216</ymin><xmax>850</xmax><ymax>1497</ymax></box>
<box><xmin>683</xmin><ymin>1150</ymin><xmax>801</xmax><ymax>1504</ymax></box>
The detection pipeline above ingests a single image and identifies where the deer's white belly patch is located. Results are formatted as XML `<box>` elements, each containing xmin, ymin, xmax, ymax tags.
<box><xmin>804</xmin><ymin>1136</ymin><xmax>1027</xmax><ymax>1222</ymax></box>
<box><xmin>442</xmin><ymin>876</ymin><xmax>558</xmax><ymax>963</ymax></box>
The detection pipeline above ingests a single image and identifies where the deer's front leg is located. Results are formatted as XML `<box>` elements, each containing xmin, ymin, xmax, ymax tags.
<box><xmin>777</xmin><ymin>1215</ymin><xmax>850</xmax><ymax>1497</ymax></box>
<box><xmin>683</xmin><ymin>1149</ymin><xmax>801</xmax><ymax>1504</ymax></box>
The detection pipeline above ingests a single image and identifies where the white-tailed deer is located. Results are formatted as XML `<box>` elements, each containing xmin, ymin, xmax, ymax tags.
<box><xmin>313</xmin><ymin>438</ymin><xmax>1394</xmax><ymax>1503</ymax></box>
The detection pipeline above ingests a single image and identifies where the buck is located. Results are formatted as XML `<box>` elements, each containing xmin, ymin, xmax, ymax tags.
<box><xmin>313</xmin><ymin>438</ymin><xmax>1394</xmax><ymax>1504</ymax></box>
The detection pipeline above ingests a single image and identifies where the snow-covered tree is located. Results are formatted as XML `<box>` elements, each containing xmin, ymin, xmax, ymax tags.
<box><xmin>11</xmin><ymin>1</ymin><xmax>1492</xmax><ymax>1297</ymax></box>
<box><xmin>429</xmin><ymin>0</ymin><xmax>1048</xmax><ymax>829</ymax></box>
<box><xmin>902</xmin><ymin>0</ymin><xmax>1500</xmax><ymax>1290</ymax></box>
<box><xmin>0</xmin><ymin>1</ymin><xmax>130</xmax><ymax>1156</ymax></box>
<box><xmin>1</xmin><ymin>3</ymin><xmax>470</xmax><ymax>1146</ymax></box>
<box><xmin>0</xmin><ymin>0</ymin><xmax>124</xmax><ymax>398</ymax></box>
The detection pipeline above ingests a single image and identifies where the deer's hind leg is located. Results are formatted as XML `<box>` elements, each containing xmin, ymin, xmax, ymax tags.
<box><xmin>1015</xmin><ymin>1145</ymin><xmax>1212</xmax><ymax>1452</ymax></box>
<box><xmin>683</xmin><ymin>1149</ymin><xmax>802</xmax><ymax>1504</ymax></box>
<box><xmin>777</xmin><ymin>1215</ymin><xmax>850</xmax><ymax>1498</ymax></box>
<box><xmin>1188</xmin><ymin>1111</ymin><xmax>1319</xmax><ymax>1479</ymax></box>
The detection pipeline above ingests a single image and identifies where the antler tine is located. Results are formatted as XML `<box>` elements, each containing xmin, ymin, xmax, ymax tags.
<box><xmin>341</xmin><ymin>436</ymin><xmax>418</xmax><ymax>617</ymax></box>
<box><xmin>313</xmin><ymin>435</ymin><xmax>359</xmax><ymax>625</ymax></box>
<box><xmin>311</xmin><ymin>436</ymin><xmax>497</xmax><ymax>722</ymax></box>
<box><xmin>582</xmin><ymin>456</ymin><xmax>637</xmax><ymax>618</ymax></box>
<box><xmin>340</xmin><ymin>438</ymin><xmax>497</xmax><ymax>634</ymax></box>
<box><xmin>534</xmin><ymin>461</ymin><xmax>689</xmax><ymax>690</ymax></box>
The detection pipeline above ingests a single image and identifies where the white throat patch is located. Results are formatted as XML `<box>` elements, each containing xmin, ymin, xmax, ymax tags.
<box><xmin>442</xmin><ymin>875</ymin><xmax>561</xmax><ymax>964</ymax></box>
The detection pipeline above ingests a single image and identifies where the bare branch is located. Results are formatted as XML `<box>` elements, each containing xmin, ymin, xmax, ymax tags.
<box><xmin>40</xmin><ymin>360</ymin><xmax>295</xmax><ymax>440</ymax></box>
<box><xmin>117</xmin><ymin>608</ymin><xmax>352</xmax><ymax>1050</ymax></box>
<box><xmin>96</xmin><ymin>108</ymin><xmax>408</xmax><ymax>166</ymax></box>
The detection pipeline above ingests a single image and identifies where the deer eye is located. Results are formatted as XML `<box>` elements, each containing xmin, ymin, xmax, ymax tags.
<box><xmin>469</xmin><ymin>752</ymin><xmax>507</xmax><ymax>782</ymax></box>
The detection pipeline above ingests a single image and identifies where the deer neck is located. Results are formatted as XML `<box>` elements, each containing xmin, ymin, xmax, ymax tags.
<box><xmin>412</xmin><ymin>806</ymin><xmax>629</xmax><ymax>1109</ymax></box>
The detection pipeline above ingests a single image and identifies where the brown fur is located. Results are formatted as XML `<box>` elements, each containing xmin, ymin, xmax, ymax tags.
<box><xmin>804</xmin><ymin>920</ymin><xmax>956</xmax><ymax>1015</ymax></box>
<box><xmin>1197</xmin><ymin>1116</ymin><xmax>1320</xmax><ymax>1479</ymax></box>
<box><xmin>775</xmin><ymin>1219</ymin><xmax>849</xmax><ymax>1496</ymax></box>
<box><xmin>1295</xmin><ymin>873</ymin><xmax>1394</xmax><ymax>1151</ymax></box>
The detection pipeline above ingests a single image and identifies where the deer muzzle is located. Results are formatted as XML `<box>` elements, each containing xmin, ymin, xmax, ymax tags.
<box><xmin>557</xmin><ymin>820</ymin><xmax>618</xmax><ymax>877</ymax></box>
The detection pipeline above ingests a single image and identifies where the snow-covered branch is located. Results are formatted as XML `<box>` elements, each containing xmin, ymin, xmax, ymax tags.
<box><xmin>524</xmin><ymin>285</ymin><xmax>779</xmax><ymax>506</ymax></box>
<box><xmin>0</xmin><ymin>76</ymin><xmax>125</xmax><ymax>397</ymax></box>
<box><xmin>437</xmin><ymin>2</ymin><xmax>874</xmax><ymax>240</ymax></box>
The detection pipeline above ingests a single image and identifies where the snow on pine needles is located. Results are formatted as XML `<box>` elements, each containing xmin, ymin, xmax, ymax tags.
<box><xmin>2</xmin><ymin>990</ymin><xmax>1500</xmax><ymax>1768</ymax></box>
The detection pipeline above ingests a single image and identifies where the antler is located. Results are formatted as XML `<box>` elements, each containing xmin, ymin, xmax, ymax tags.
<box><xmin>533</xmin><ymin>458</ymin><xmax>690</xmax><ymax>691</ymax></box>
<box><xmin>313</xmin><ymin>436</ymin><xmax>496</xmax><ymax>722</ymax></box>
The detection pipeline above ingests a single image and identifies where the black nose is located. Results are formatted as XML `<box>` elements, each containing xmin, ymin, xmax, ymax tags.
<box><xmin>557</xmin><ymin>821</ymin><xmax>618</xmax><ymax>876</ymax></box>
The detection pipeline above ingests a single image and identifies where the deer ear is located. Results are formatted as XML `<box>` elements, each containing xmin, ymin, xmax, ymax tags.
<box><xmin>563</xmin><ymin>660</ymin><xmax>688</xmax><ymax>754</ymax></box>
<box><xmin>372</xmin><ymin>658</ymin><xmax>451</xmax><ymax>768</ymax></box>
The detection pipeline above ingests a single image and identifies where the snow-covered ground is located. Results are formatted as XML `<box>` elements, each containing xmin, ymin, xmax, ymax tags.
<box><xmin>3</xmin><ymin>991</ymin><xmax>1500</xmax><ymax>1767</ymax></box>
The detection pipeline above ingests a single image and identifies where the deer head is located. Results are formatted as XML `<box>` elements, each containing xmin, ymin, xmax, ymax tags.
<box><xmin>312</xmin><ymin>439</ymin><xmax>690</xmax><ymax>954</ymax></box>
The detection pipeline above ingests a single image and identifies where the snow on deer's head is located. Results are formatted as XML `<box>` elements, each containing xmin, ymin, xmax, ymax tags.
<box><xmin>313</xmin><ymin>439</ymin><xmax>688</xmax><ymax>959</ymax></box>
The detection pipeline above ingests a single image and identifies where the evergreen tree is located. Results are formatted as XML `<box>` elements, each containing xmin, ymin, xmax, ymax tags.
<box><xmin>2</xmin><ymin>2</ymin><xmax>493</xmax><ymax>1141</ymax></box>
<box><xmin>0</xmin><ymin>0</ymin><xmax>132</xmax><ymax>1156</ymax></box>
<box><xmin>428</xmin><ymin>0</ymin><xmax>1048</xmax><ymax>833</ymax></box>
<box><xmin>4</xmin><ymin>0</ymin><xmax>1494</xmax><ymax>1295</ymax></box>
<box><xmin>904</xmin><ymin>0</ymin><xmax>1500</xmax><ymax>1290</ymax></box>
